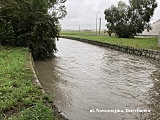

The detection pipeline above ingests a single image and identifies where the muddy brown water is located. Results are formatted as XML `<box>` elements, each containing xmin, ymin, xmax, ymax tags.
<box><xmin>35</xmin><ymin>38</ymin><xmax>160</xmax><ymax>120</ymax></box>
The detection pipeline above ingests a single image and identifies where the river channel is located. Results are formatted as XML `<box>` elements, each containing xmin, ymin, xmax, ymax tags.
<box><xmin>35</xmin><ymin>38</ymin><xmax>160</xmax><ymax>120</ymax></box>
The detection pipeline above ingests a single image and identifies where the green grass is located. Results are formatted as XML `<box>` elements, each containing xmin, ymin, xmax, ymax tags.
<box><xmin>10</xmin><ymin>102</ymin><xmax>54</xmax><ymax>120</ymax></box>
<box><xmin>61</xmin><ymin>31</ymin><xmax>160</xmax><ymax>50</ymax></box>
<box><xmin>0</xmin><ymin>46</ymin><xmax>55</xmax><ymax>120</ymax></box>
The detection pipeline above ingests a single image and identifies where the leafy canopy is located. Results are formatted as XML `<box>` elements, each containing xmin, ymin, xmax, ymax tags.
<box><xmin>104</xmin><ymin>0</ymin><xmax>157</xmax><ymax>38</ymax></box>
<box><xmin>0</xmin><ymin>0</ymin><xmax>67</xmax><ymax>60</ymax></box>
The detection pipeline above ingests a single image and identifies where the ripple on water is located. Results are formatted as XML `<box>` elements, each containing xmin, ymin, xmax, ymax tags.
<box><xmin>35</xmin><ymin>38</ymin><xmax>160</xmax><ymax>120</ymax></box>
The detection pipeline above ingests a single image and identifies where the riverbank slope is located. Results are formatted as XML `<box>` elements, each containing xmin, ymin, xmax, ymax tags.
<box><xmin>0</xmin><ymin>46</ymin><xmax>67</xmax><ymax>120</ymax></box>
<box><xmin>60</xmin><ymin>31</ymin><xmax>160</xmax><ymax>60</ymax></box>
<box><xmin>60</xmin><ymin>31</ymin><xmax>159</xmax><ymax>50</ymax></box>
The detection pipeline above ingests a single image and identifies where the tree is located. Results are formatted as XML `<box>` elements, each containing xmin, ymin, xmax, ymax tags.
<box><xmin>0</xmin><ymin>0</ymin><xmax>67</xmax><ymax>60</ymax></box>
<box><xmin>104</xmin><ymin>0</ymin><xmax>157</xmax><ymax>38</ymax></box>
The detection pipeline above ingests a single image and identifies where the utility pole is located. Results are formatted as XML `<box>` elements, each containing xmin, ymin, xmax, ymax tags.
<box><xmin>96</xmin><ymin>11</ymin><xmax>100</xmax><ymax>35</ymax></box>
<box><xmin>158</xmin><ymin>32</ymin><xmax>160</xmax><ymax>47</ymax></box>
<box><xmin>79</xmin><ymin>25</ymin><xmax>80</xmax><ymax>32</ymax></box>
<box><xmin>99</xmin><ymin>18</ymin><xmax>101</xmax><ymax>34</ymax></box>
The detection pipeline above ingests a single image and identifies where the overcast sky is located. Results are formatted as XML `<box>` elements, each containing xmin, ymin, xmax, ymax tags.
<box><xmin>60</xmin><ymin>0</ymin><xmax>160</xmax><ymax>30</ymax></box>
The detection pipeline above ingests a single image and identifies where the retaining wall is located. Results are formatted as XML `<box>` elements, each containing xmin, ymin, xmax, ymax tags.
<box><xmin>29</xmin><ymin>53</ymin><xmax>68</xmax><ymax>120</ymax></box>
<box><xmin>61</xmin><ymin>36</ymin><xmax>160</xmax><ymax>61</ymax></box>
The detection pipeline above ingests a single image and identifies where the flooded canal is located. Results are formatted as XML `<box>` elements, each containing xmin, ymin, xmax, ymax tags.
<box><xmin>35</xmin><ymin>38</ymin><xmax>160</xmax><ymax>120</ymax></box>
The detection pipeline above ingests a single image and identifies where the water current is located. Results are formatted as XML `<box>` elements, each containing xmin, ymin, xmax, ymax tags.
<box><xmin>35</xmin><ymin>38</ymin><xmax>160</xmax><ymax>120</ymax></box>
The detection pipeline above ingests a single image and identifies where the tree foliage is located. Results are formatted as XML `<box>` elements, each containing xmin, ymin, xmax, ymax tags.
<box><xmin>104</xmin><ymin>0</ymin><xmax>157</xmax><ymax>38</ymax></box>
<box><xmin>0</xmin><ymin>0</ymin><xmax>66</xmax><ymax>60</ymax></box>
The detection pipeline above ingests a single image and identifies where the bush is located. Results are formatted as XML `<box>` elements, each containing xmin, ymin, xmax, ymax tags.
<box><xmin>0</xmin><ymin>20</ymin><xmax>16</xmax><ymax>46</ymax></box>
<box><xmin>0</xmin><ymin>0</ymin><xmax>66</xmax><ymax>60</ymax></box>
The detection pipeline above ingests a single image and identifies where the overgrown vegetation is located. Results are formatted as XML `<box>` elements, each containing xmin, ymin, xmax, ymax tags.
<box><xmin>0</xmin><ymin>46</ymin><xmax>56</xmax><ymax>119</ymax></box>
<box><xmin>104</xmin><ymin>0</ymin><xmax>157</xmax><ymax>38</ymax></box>
<box><xmin>0</xmin><ymin>0</ymin><xmax>67</xmax><ymax>60</ymax></box>
<box><xmin>61</xmin><ymin>31</ymin><xmax>159</xmax><ymax>50</ymax></box>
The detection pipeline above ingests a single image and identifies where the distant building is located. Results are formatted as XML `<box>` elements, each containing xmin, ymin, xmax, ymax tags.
<box><xmin>142</xmin><ymin>19</ymin><xmax>160</xmax><ymax>35</ymax></box>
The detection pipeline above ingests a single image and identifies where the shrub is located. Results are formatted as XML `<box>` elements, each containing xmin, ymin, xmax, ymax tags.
<box><xmin>0</xmin><ymin>0</ymin><xmax>66</xmax><ymax>60</ymax></box>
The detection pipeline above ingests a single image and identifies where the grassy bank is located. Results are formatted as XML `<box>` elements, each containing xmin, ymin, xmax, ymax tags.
<box><xmin>61</xmin><ymin>31</ymin><xmax>159</xmax><ymax>50</ymax></box>
<box><xmin>0</xmin><ymin>46</ymin><xmax>57</xmax><ymax>120</ymax></box>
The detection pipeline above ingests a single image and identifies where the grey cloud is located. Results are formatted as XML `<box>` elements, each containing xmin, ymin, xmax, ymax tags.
<box><xmin>61</xmin><ymin>0</ymin><xmax>160</xmax><ymax>30</ymax></box>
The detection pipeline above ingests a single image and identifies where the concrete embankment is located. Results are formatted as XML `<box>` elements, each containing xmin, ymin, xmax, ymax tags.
<box><xmin>61</xmin><ymin>36</ymin><xmax>160</xmax><ymax>61</ymax></box>
<box><xmin>29</xmin><ymin>54</ymin><xmax>68</xmax><ymax>120</ymax></box>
